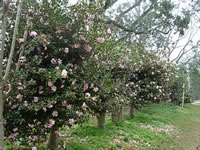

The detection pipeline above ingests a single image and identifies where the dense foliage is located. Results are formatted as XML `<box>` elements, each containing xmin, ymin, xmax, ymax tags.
<box><xmin>2</xmin><ymin>0</ymin><xmax>191</xmax><ymax>149</ymax></box>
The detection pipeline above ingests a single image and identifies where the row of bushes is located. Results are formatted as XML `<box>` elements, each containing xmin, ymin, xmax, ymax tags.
<box><xmin>3</xmin><ymin>0</ymin><xmax>189</xmax><ymax>149</ymax></box>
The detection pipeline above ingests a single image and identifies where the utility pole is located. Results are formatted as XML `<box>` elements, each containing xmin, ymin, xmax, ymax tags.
<box><xmin>182</xmin><ymin>83</ymin><xmax>185</xmax><ymax>109</ymax></box>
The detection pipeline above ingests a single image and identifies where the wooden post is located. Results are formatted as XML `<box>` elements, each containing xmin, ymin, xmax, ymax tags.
<box><xmin>182</xmin><ymin>83</ymin><xmax>185</xmax><ymax>109</ymax></box>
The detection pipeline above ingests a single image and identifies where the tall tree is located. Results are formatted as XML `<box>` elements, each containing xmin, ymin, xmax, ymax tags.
<box><xmin>0</xmin><ymin>0</ymin><xmax>23</xmax><ymax>149</ymax></box>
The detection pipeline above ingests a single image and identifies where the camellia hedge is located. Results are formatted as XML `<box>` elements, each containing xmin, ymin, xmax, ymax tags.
<box><xmin>3</xmin><ymin>0</ymin><xmax>187</xmax><ymax>149</ymax></box>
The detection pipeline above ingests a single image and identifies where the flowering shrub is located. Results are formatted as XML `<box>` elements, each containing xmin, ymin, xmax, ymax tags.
<box><xmin>120</xmin><ymin>45</ymin><xmax>176</xmax><ymax>111</ymax></box>
<box><xmin>4</xmin><ymin>0</ymin><xmax>118</xmax><ymax>145</ymax></box>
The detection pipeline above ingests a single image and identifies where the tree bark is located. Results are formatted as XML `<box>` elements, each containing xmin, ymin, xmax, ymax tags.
<box><xmin>3</xmin><ymin>0</ymin><xmax>23</xmax><ymax>81</ymax></box>
<box><xmin>0</xmin><ymin>0</ymin><xmax>9</xmax><ymax>149</ymax></box>
<box><xmin>97</xmin><ymin>112</ymin><xmax>106</xmax><ymax>129</ymax></box>
<box><xmin>47</xmin><ymin>127</ymin><xmax>59</xmax><ymax>150</ymax></box>
<box><xmin>112</xmin><ymin>104</ymin><xmax>123</xmax><ymax>123</ymax></box>
<box><xmin>129</xmin><ymin>104</ymin><xmax>135</xmax><ymax>118</ymax></box>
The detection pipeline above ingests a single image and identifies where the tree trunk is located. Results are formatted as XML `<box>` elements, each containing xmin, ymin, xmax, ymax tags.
<box><xmin>97</xmin><ymin>112</ymin><xmax>106</xmax><ymax>129</ymax></box>
<box><xmin>0</xmin><ymin>1</ymin><xmax>9</xmax><ymax>149</ymax></box>
<box><xmin>47</xmin><ymin>128</ymin><xmax>59</xmax><ymax>150</ymax></box>
<box><xmin>3</xmin><ymin>0</ymin><xmax>23</xmax><ymax>80</ymax></box>
<box><xmin>118</xmin><ymin>105</ymin><xmax>123</xmax><ymax>121</ymax></box>
<box><xmin>112</xmin><ymin>104</ymin><xmax>123</xmax><ymax>123</ymax></box>
<box><xmin>129</xmin><ymin>104</ymin><xmax>135</xmax><ymax>118</ymax></box>
<box><xmin>0</xmin><ymin>83</ymin><xmax>4</xmax><ymax>150</ymax></box>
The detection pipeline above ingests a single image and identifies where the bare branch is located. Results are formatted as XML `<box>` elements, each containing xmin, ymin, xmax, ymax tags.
<box><xmin>116</xmin><ymin>0</ymin><xmax>142</xmax><ymax>21</ymax></box>
<box><xmin>3</xmin><ymin>0</ymin><xmax>24</xmax><ymax>81</ymax></box>
<box><xmin>16</xmin><ymin>16</ymin><xmax>31</xmax><ymax>71</ymax></box>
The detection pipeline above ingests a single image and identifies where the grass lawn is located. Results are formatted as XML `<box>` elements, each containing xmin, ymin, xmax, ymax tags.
<box><xmin>5</xmin><ymin>103</ymin><xmax>200</xmax><ymax>150</ymax></box>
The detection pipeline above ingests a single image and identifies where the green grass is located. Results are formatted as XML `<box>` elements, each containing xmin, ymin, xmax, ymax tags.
<box><xmin>6</xmin><ymin>103</ymin><xmax>200</xmax><ymax>150</ymax></box>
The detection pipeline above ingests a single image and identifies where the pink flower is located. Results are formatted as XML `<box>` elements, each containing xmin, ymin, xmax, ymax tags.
<box><xmin>64</xmin><ymin>48</ymin><xmax>69</xmax><ymax>53</ymax></box>
<box><xmin>84</xmin><ymin>19</ymin><xmax>88</xmax><ymax>23</ymax></box>
<box><xmin>93</xmin><ymin>87</ymin><xmax>99</xmax><ymax>92</ymax></box>
<box><xmin>40</xmin><ymin>17</ymin><xmax>44</xmax><ymax>23</ymax></box>
<box><xmin>67</xmin><ymin>105</ymin><xmax>72</xmax><ymax>110</ymax></box>
<box><xmin>28</xmin><ymin>9</ymin><xmax>33</xmax><ymax>13</ymax></box>
<box><xmin>74</xmin><ymin>13</ymin><xmax>78</xmax><ymax>17</ymax></box>
<box><xmin>33</xmin><ymin>97</ymin><xmax>38</xmax><ymax>103</ymax></box>
<box><xmin>61</xmin><ymin>69</ymin><xmax>68</xmax><ymax>78</ymax></box>
<box><xmin>24</xmin><ymin>101</ymin><xmax>28</xmax><ymax>107</ymax></box>
<box><xmin>51</xmin><ymin>58</ymin><xmax>56</xmax><ymax>64</ymax></box>
<box><xmin>18</xmin><ymin>38</ymin><xmax>24</xmax><ymax>43</ymax></box>
<box><xmin>48</xmin><ymin>82</ymin><xmax>53</xmax><ymax>87</ymax></box>
<box><xmin>85</xmin><ymin>93</ymin><xmax>91</xmax><ymax>99</ymax></box>
<box><xmin>73</xmin><ymin>44</ymin><xmax>81</xmax><ymax>48</ymax></box>
<box><xmin>81</xmin><ymin>102</ymin><xmax>87</xmax><ymax>111</ymax></box>
<box><xmin>68</xmin><ymin>118</ymin><xmax>75</xmax><ymax>125</ymax></box>
<box><xmin>16</xmin><ymin>94</ymin><xmax>23</xmax><ymax>100</ymax></box>
<box><xmin>30</xmin><ymin>31</ymin><xmax>37</xmax><ymax>37</ymax></box>
<box><xmin>58</xmin><ymin>59</ymin><xmax>62</xmax><ymax>65</ymax></box>
<box><xmin>89</xmin><ymin>14</ymin><xmax>95</xmax><ymax>19</ymax></box>
<box><xmin>59</xmin><ymin>36</ymin><xmax>63</xmax><ymax>40</ymax></box>
<box><xmin>51</xmin><ymin>86</ymin><xmax>57</xmax><ymax>92</ymax></box>
<box><xmin>76</xmin><ymin>111</ymin><xmax>83</xmax><ymax>117</ymax></box>
<box><xmin>72</xmin><ymin>80</ymin><xmax>76</xmax><ymax>86</ymax></box>
<box><xmin>84</xmin><ymin>45</ymin><xmax>92</xmax><ymax>52</ymax></box>
<box><xmin>107</xmin><ymin>28</ymin><xmax>112</xmax><ymax>34</ymax></box>
<box><xmin>96</xmin><ymin>37</ymin><xmax>105</xmax><ymax>43</ymax></box>
<box><xmin>83</xmin><ymin>82</ymin><xmax>88</xmax><ymax>91</ymax></box>
<box><xmin>48</xmin><ymin>119</ymin><xmax>55</xmax><ymax>128</ymax></box>
<box><xmin>32</xmin><ymin>147</ymin><xmax>37</xmax><ymax>150</ymax></box>
<box><xmin>52</xmin><ymin>111</ymin><xmax>58</xmax><ymax>117</ymax></box>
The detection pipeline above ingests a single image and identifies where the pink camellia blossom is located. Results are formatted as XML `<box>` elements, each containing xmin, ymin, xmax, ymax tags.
<box><xmin>58</xmin><ymin>59</ymin><xmax>62</xmax><ymax>65</ymax></box>
<box><xmin>48</xmin><ymin>119</ymin><xmax>55</xmax><ymax>128</ymax></box>
<box><xmin>30</xmin><ymin>31</ymin><xmax>37</xmax><ymax>37</ymax></box>
<box><xmin>84</xmin><ymin>45</ymin><xmax>92</xmax><ymax>52</ymax></box>
<box><xmin>51</xmin><ymin>58</ymin><xmax>56</xmax><ymax>64</ymax></box>
<box><xmin>18</xmin><ymin>38</ymin><xmax>24</xmax><ymax>43</ymax></box>
<box><xmin>28</xmin><ymin>9</ymin><xmax>33</xmax><ymax>13</ymax></box>
<box><xmin>40</xmin><ymin>17</ymin><xmax>44</xmax><ymax>23</ymax></box>
<box><xmin>61</xmin><ymin>69</ymin><xmax>68</xmax><ymax>78</ymax></box>
<box><xmin>48</xmin><ymin>82</ymin><xmax>53</xmax><ymax>87</ymax></box>
<box><xmin>96</xmin><ymin>37</ymin><xmax>105</xmax><ymax>43</ymax></box>
<box><xmin>76</xmin><ymin>111</ymin><xmax>83</xmax><ymax>117</ymax></box>
<box><xmin>85</xmin><ymin>93</ymin><xmax>91</xmax><ymax>99</ymax></box>
<box><xmin>93</xmin><ymin>87</ymin><xmax>99</xmax><ymax>92</ymax></box>
<box><xmin>83</xmin><ymin>82</ymin><xmax>88</xmax><ymax>91</ymax></box>
<box><xmin>89</xmin><ymin>14</ymin><xmax>95</xmax><ymax>19</ymax></box>
<box><xmin>81</xmin><ymin>102</ymin><xmax>87</xmax><ymax>111</ymax></box>
<box><xmin>33</xmin><ymin>97</ymin><xmax>38</xmax><ymax>103</ymax></box>
<box><xmin>59</xmin><ymin>36</ymin><xmax>63</xmax><ymax>40</ymax></box>
<box><xmin>72</xmin><ymin>80</ymin><xmax>76</xmax><ymax>86</ymax></box>
<box><xmin>69</xmin><ymin>69</ymin><xmax>72</xmax><ymax>72</ymax></box>
<box><xmin>52</xmin><ymin>111</ymin><xmax>58</xmax><ymax>117</ymax></box>
<box><xmin>74</xmin><ymin>12</ymin><xmax>78</xmax><ymax>17</ymax></box>
<box><xmin>107</xmin><ymin>28</ymin><xmax>112</xmax><ymax>34</ymax></box>
<box><xmin>67</xmin><ymin>105</ymin><xmax>72</xmax><ymax>110</ymax></box>
<box><xmin>16</xmin><ymin>94</ymin><xmax>23</xmax><ymax>100</ymax></box>
<box><xmin>64</xmin><ymin>48</ymin><xmax>69</xmax><ymax>53</ymax></box>
<box><xmin>51</xmin><ymin>86</ymin><xmax>57</xmax><ymax>92</ymax></box>
<box><xmin>32</xmin><ymin>147</ymin><xmax>37</xmax><ymax>150</ymax></box>
<box><xmin>24</xmin><ymin>101</ymin><xmax>28</xmax><ymax>107</ymax></box>
<box><xmin>68</xmin><ymin>118</ymin><xmax>75</xmax><ymax>125</ymax></box>
<box><xmin>43</xmin><ymin>108</ymin><xmax>47</xmax><ymax>112</ymax></box>
<box><xmin>84</xmin><ymin>19</ymin><xmax>88</xmax><ymax>23</ymax></box>
<box><xmin>73</xmin><ymin>44</ymin><xmax>81</xmax><ymax>48</ymax></box>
